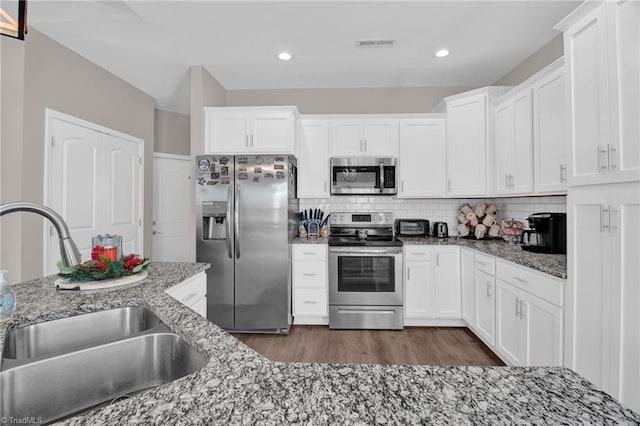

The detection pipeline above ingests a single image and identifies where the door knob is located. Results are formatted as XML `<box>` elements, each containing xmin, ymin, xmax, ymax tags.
<box><xmin>152</xmin><ymin>230</ymin><xmax>162</xmax><ymax>235</ymax></box>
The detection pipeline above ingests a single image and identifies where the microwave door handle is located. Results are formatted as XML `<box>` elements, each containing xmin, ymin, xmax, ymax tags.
<box><xmin>379</xmin><ymin>162</ymin><xmax>384</xmax><ymax>193</ymax></box>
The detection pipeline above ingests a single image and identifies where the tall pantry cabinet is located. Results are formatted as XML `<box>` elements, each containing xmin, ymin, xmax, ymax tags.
<box><xmin>557</xmin><ymin>0</ymin><xmax>640</xmax><ymax>413</ymax></box>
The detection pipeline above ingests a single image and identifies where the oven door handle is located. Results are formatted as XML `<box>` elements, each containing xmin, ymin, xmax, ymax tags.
<box><xmin>329</xmin><ymin>247</ymin><xmax>402</xmax><ymax>255</ymax></box>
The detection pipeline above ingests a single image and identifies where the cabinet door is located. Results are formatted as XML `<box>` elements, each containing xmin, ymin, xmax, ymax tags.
<box><xmin>460</xmin><ymin>249</ymin><xmax>475</xmax><ymax>326</ymax></box>
<box><xmin>404</xmin><ymin>258</ymin><xmax>433</xmax><ymax>319</ymax></box>
<box><xmin>564</xmin><ymin>5</ymin><xmax>611</xmax><ymax>185</ymax></box>
<box><xmin>298</xmin><ymin>120</ymin><xmax>330</xmax><ymax>198</ymax></box>
<box><xmin>475</xmin><ymin>270</ymin><xmax>496</xmax><ymax>346</ymax></box>
<box><xmin>511</xmin><ymin>91</ymin><xmax>533</xmax><ymax>194</ymax></box>
<box><xmin>433</xmin><ymin>247</ymin><xmax>461</xmax><ymax>318</ymax></box>
<box><xmin>251</xmin><ymin>112</ymin><xmax>294</xmax><ymax>153</ymax></box>
<box><xmin>205</xmin><ymin>110</ymin><xmax>250</xmax><ymax>153</ymax></box>
<box><xmin>398</xmin><ymin>119</ymin><xmax>445</xmax><ymax>198</ymax></box>
<box><xmin>496</xmin><ymin>281</ymin><xmax>524</xmax><ymax>365</ymax></box>
<box><xmin>568</xmin><ymin>191</ymin><xmax>612</xmax><ymax>387</ymax></box>
<box><xmin>612</xmin><ymin>189</ymin><xmax>640</xmax><ymax>411</ymax></box>
<box><xmin>331</xmin><ymin>121</ymin><xmax>364</xmax><ymax>155</ymax></box>
<box><xmin>362</xmin><ymin>120</ymin><xmax>398</xmax><ymax>156</ymax></box>
<box><xmin>607</xmin><ymin>0</ymin><xmax>640</xmax><ymax>183</ymax></box>
<box><xmin>446</xmin><ymin>94</ymin><xmax>488</xmax><ymax>196</ymax></box>
<box><xmin>533</xmin><ymin>67</ymin><xmax>567</xmax><ymax>193</ymax></box>
<box><xmin>523</xmin><ymin>292</ymin><xmax>563</xmax><ymax>366</ymax></box>
<box><xmin>494</xmin><ymin>101</ymin><xmax>513</xmax><ymax>194</ymax></box>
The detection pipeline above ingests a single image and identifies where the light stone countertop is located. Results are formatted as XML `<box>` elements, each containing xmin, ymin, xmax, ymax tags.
<box><xmin>294</xmin><ymin>236</ymin><xmax>566</xmax><ymax>279</ymax></box>
<box><xmin>2</xmin><ymin>262</ymin><xmax>637</xmax><ymax>424</ymax></box>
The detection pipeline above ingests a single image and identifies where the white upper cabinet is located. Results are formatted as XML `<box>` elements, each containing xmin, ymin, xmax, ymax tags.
<box><xmin>443</xmin><ymin>87</ymin><xmax>511</xmax><ymax>197</ymax></box>
<box><xmin>398</xmin><ymin>118</ymin><xmax>446</xmax><ymax>198</ymax></box>
<box><xmin>331</xmin><ymin>119</ymin><xmax>398</xmax><ymax>157</ymax></box>
<box><xmin>494</xmin><ymin>90</ymin><xmax>533</xmax><ymax>195</ymax></box>
<box><xmin>532</xmin><ymin>61</ymin><xmax>567</xmax><ymax>193</ymax></box>
<box><xmin>204</xmin><ymin>106</ymin><xmax>297</xmax><ymax>155</ymax></box>
<box><xmin>558</xmin><ymin>1</ymin><xmax>639</xmax><ymax>186</ymax></box>
<box><xmin>297</xmin><ymin>119</ymin><xmax>330</xmax><ymax>198</ymax></box>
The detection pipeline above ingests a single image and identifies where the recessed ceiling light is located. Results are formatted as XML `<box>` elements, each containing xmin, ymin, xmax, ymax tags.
<box><xmin>435</xmin><ymin>49</ymin><xmax>450</xmax><ymax>58</ymax></box>
<box><xmin>278</xmin><ymin>52</ymin><xmax>292</xmax><ymax>61</ymax></box>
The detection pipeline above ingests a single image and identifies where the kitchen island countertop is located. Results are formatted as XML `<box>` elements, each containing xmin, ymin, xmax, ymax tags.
<box><xmin>2</xmin><ymin>262</ymin><xmax>637</xmax><ymax>424</ymax></box>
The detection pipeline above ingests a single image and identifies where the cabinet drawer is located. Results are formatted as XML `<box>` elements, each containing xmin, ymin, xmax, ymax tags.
<box><xmin>165</xmin><ymin>272</ymin><xmax>206</xmax><ymax>306</ymax></box>
<box><xmin>496</xmin><ymin>260</ymin><xmax>563</xmax><ymax>307</ymax></box>
<box><xmin>404</xmin><ymin>246</ymin><xmax>431</xmax><ymax>261</ymax></box>
<box><xmin>293</xmin><ymin>244</ymin><xmax>327</xmax><ymax>261</ymax></box>
<box><xmin>294</xmin><ymin>288</ymin><xmax>328</xmax><ymax>316</ymax></box>
<box><xmin>475</xmin><ymin>253</ymin><xmax>496</xmax><ymax>276</ymax></box>
<box><xmin>294</xmin><ymin>260</ymin><xmax>327</xmax><ymax>288</ymax></box>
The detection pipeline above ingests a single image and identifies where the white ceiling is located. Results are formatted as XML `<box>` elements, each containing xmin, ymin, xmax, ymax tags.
<box><xmin>28</xmin><ymin>1</ymin><xmax>581</xmax><ymax>114</ymax></box>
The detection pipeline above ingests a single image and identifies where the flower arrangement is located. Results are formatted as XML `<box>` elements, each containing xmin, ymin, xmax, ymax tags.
<box><xmin>57</xmin><ymin>245</ymin><xmax>150</xmax><ymax>282</ymax></box>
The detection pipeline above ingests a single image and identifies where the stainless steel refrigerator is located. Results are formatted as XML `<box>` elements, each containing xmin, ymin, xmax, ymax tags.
<box><xmin>195</xmin><ymin>155</ymin><xmax>297</xmax><ymax>333</ymax></box>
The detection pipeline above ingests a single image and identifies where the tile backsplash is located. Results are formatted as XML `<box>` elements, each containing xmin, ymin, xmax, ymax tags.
<box><xmin>299</xmin><ymin>195</ymin><xmax>566</xmax><ymax>235</ymax></box>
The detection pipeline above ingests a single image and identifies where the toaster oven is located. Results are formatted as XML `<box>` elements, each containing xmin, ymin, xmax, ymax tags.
<box><xmin>395</xmin><ymin>219</ymin><xmax>430</xmax><ymax>237</ymax></box>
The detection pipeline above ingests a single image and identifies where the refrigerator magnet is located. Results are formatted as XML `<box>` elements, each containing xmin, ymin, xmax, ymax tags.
<box><xmin>211</xmin><ymin>172</ymin><xmax>220</xmax><ymax>179</ymax></box>
<box><xmin>238</xmin><ymin>166</ymin><xmax>247</xmax><ymax>172</ymax></box>
<box><xmin>275</xmin><ymin>156</ymin><xmax>284</xmax><ymax>162</ymax></box>
<box><xmin>221</xmin><ymin>166</ymin><xmax>228</xmax><ymax>175</ymax></box>
<box><xmin>219</xmin><ymin>157</ymin><xmax>229</xmax><ymax>165</ymax></box>
<box><xmin>276</xmin><ymin>171</ymin><xmax>285</xmax><ymax>179</ymax></box>
<box><xmin>264</xmin><ymin>172</ymin><xmax>274</xmax><ymax>179</ymax></box>
<box><xmin>206</xmin><ymin>180</ymin><xmax>218</xmax><ymax>185</ymax></box>
<box><xmin>254</xmin><ymin>166</ymin><xmax>262</xmax><ymax>173</ymax></box>
<box><xmin>274</xmin><ymin>164</ymin><xmax>284</xmax><ymax>170</ymax></box>
<box><xmin>197</xmin><ymin>158</ymin><xmax>211</xmax><ymax>171</ymax></box>
<box><xmin>220</xmin><ymin>177</ymin><xmax>230</xmax><ymax>185</ymax></box>
<box><xmin>238</xmin><ymin>172</ymin><xmax>248</xmax><ymax>180</ymax></box>
<box><xmin>255</xmin><ymin>156</ymin><xmax>262</xmax><ymax>165</ymax></box>
<box><xmin>238</xmin><ymin>157</ymin><xmax>248</xmax><ymax>164</ymax></box>
<box><xmin>253</xmin><ymin>176</ymin><xmax>260</xmax><ymax>182</ymax></box>
<box><xmin>197</xmin><ymin>177</ymin><xmax>206</xmax><ymax>186</ymax></box>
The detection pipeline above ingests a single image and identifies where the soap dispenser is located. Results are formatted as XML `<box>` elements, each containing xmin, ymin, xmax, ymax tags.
<box><xmin>0</xmin><ymin>269</ymin><xmax>16</xmax><ymax>322</ymax></box>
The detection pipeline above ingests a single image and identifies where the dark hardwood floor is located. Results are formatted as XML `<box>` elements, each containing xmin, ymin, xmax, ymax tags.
<box><xmin>233</xmin><ymin>326</ymin><xmax>505</xmax><ymax>366</ymax></box>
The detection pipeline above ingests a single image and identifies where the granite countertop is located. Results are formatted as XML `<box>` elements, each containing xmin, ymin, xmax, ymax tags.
<box><xmin>2</xmin><ymin>262</ymin><xmax>638</xmax><ymax>424</ymax></box>
<box><xmin>294</xmin><ymin>235</ymin><xmax>567</xmax><ymax>279</ymax></box>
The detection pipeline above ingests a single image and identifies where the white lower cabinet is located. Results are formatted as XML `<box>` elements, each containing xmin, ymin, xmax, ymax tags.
<box><xmin>165</xmin><ymin>272</ymin><xmax>207</xmax><ymax>318</ymax></box>
<box><xmin>404</xmin><ymin>245</ymin><xmax>463</xmax><ymax>326</ymax></box>
<box><xmin>292</xmin><ymin>244</ymin><xmax>328</xmax><ymax>324</ymax></box>
<box><xmin>460</xmin><ymin>248</ymin><xmax>475</xmax><ymax>325</ymax></box>
<box><xmin>567</xmin><ymin>183</ymin><xmax>640</xmax><ymax>411</ymax></box>
<box><xmin>496</xmin><ymin>280</ymin><xmax>563</xmax><ymax>367</ymax></box>
<box><xmin>474</xmin><ymin>269</ymin><xmax>496</xmax><ymax>347</ymax></box>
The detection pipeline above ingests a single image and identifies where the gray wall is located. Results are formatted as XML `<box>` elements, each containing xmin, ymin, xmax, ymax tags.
<box><xmin>7</xmin><ymin>29</ymin><xmax>155</xmax><ymax>281</ymax></box>
<box><xmin>225</xmin><ymin>86</ymin><xmax>475</xmax><ymax>114</ymax></box>
<box><xmin>0</xmin><ymin>36</ymin><xmax>26</xmax><ymax>283</ymax></box>
<box><xmin>494</xmin><ymin>34</ymin><xmax>564</xmax><ymax>86</ymax></box>
<box><xmin>154</xmin><ymin>109</ymin><xmax>190</xmax><ymax>156</ymax></box>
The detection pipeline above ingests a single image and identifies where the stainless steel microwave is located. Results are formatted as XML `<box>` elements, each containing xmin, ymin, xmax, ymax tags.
<box><xmin>330</xmin><ymin>157</ymin><xmax>397</xmax><ymax>195</ymax></box>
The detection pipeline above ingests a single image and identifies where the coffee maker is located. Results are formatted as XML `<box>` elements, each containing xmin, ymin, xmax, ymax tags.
<box><xmin>522</xmin><ymin>212</ymin><xmax>566</xmax><ymax>254</ymax></box>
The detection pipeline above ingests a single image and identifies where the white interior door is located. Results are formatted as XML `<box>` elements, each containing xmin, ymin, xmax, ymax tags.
<box><xmin>152</xmin><ymin>154</ymin><xmax>192</xmax><ymax>262</ymax></box>
<box><xmin>45</xmin><ymin>111</ymin><xmax>143</xmax><ymax>274</ymax></box>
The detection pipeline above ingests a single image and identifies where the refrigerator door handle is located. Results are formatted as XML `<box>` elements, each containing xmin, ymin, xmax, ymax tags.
<box><xmin>235</xmin><ymin>184</ymin><xmax>241</xmax><ymax>259</ymax></box>
<box><xmin>226</xmin><ymin>184</ymin><xmax>233</xmax><ymax>258</ymax></box>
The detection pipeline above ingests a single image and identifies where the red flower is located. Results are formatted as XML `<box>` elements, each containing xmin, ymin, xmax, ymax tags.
<box><xmin>91</xmin><ymin>245</ymin><xmax>104</xmax><ymax>261</ymax></box>
<box><xmin>124</xmin><ymin>254</ymin><xmax>144</xmax><ymax>270</ymax></box>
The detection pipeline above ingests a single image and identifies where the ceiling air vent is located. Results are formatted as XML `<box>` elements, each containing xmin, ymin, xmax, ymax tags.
<box><xmin>357</xmin><ymin>39</ymin><xmax>396</xmax><ymax>48</ymax></box>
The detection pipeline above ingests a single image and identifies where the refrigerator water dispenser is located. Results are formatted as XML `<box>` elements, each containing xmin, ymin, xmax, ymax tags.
<box><xmin>202</xmin><ymin>201</ymin><xmax>227</xmax><ymax>240</ymax></box>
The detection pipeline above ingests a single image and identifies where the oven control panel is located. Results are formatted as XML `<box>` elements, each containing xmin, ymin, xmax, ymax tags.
<box><xmin>332</xmin><ymin>212</ymin><xmax>393</xmax><ymax>226</ymax></box>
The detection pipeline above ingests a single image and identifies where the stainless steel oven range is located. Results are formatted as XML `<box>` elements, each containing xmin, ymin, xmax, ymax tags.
<box><xmin>328</xmin><ymin>212</ymin><xmax>403</xmax><ymax>330</ymax></box>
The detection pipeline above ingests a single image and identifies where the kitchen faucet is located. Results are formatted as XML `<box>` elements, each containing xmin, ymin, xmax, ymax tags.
<box><xmin>0</xmin><ymin>202</ymin><xmax>82</xmax><ymax>267</ymax></box>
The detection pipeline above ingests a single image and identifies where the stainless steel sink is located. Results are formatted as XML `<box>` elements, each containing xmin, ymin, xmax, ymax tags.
<box><xmin>2</xmin><ymin>306</ymin><xmax>167</xmax><ymax>363</ymax></box>
<box><xmin>0</xmin><ymin>307</ymin><xmax>207</xmax><ymax>424</ymax></box>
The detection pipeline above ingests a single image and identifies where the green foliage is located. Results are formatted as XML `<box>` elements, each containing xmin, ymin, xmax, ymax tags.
<box><xmin>57</xmin><ymin>255</ymin><xmax>150</xmax><ymax>283</ymax></box>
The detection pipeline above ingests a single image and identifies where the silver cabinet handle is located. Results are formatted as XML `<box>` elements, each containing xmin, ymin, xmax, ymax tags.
<box><xmin>448</xmin><ymin>179</ymin><xmax>452</xmax><ymax>192</ymax></box>
<box><xmin>407</xmin><ymin>267</ymin><xmax>411</xmax><ymax>281</ymax></box>
<box><xmin>245</xmin><ymin>134</ymin><xmax>249</xmax><ymax>147</ymax></box>
<box><xmin>364</xmin><ymin>140</ymin><xmax>367</xmax><ymax>151</ymax></box>
<box><xmin>611</xmin><ymin>206</ymin><xmax>618</xmax><ymax>231</ymax></box>
<box><xmin>152</xmin><ymin>230</ymin><xmax>161</xmax><ymax>235</ymax></box>
<box><xmin>183</xmin><ymin>292</ymin><xmax>198</xmax><ymax>303</ymax></box>
<box><xmin>476</xmin><ymin>261</ymin><xmax>487</xmax><ymax>266</ymax></box>
<box><xmin>486</xmin><ymin>283</ymin><xmax>492</xmax><ymax>298</ymax></box>
<box><xmin>519</xmin><ymin>300</ymin><xmax>526</xmax><ymax>319</ymax></box>
<box><xmin>513</xmin><ymin>276</ymin><xmax>528</xmax><ymax>284</ymax></box>
<box><xmin>302</xmin><ymin>252</ymin><xmax>316</xmax><ymax>255</ymax></box>
<box><xmin>515</xmin><ymin>298</ymin><xmax>520</xmax><ymax>317</ymax></box>
<box><xmin>302</xmin><ymin>273</ymin><xmax>317</xmax><ymax>277</ymax></box>
<box><xmin>608</xmin><ymin>144</ymin><xmax>617</xmax><ymax>170</ymax></box>
<box><xmin>324</xmin><ymin>180</ymin><xmax>327</xmax><ymax>192</ymax></box>
<box><xmin>560</xmin><ymin>164</ymin><xmax>568</xmax><ymax>183</ymax></box>
<box><xmin>226</xmin><ymin>184</ymin><xmax>233</xmax><ymax>258</ymax></box>
<box><xmin>402</xmin><ymin>180</ymin><xmax>405</xmax><ymax>192</ymax></box>
<box><xmin>599</xmin><ymin>146</ymin><xmax>609</xmax><ymax>172</ymax></box>
<box><xmin>303</xmin><ymin>300</ymin><xmax>317</xmax><ymax>304</ymax></box>
<box><xmin>505</xmin><ymin>174</ymin><xmax>509</xmax><ymax>188</ymax></box>
<box><xmin>235</xmin><ymin>184</ymin><xmax>241</xmax><ymax>259</ymax></box>
<box><xmin>601</xmin><ymin>205</ymin><xmax>610</xmax><ymax>232</ymax></box>
<box><xmin>360</xmin><ymin>140</ymin><xmax>364</xmax><ymax>151</ymax></box>
<box><xmin>436</xmin><ymin>253</ymin><xmax>440</xmax><ymax>267</ymax></box>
